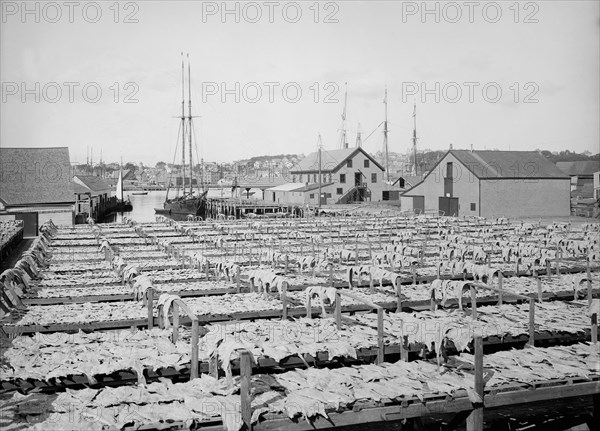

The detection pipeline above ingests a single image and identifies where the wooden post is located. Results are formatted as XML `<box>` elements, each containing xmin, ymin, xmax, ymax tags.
<box><xmin>172</xmin><ymin>301</ymin><xmax>179</xmax><ymax>343</ymax></box>
<box><xmin>209</xmin><ymin>354</ymin><xmax>218</xmax><ymax>378</ymax></box>
<box><xmin>470</xmin><ymin>286</ymin><xmax>477</xmax><ymax>320</ymax></box>
<box><xmin>190</xmin><ymin>320</ymin><xmax>199</xmax><ymax>379</ymax></box>
<box><xmin>329</xmin><ymin>263</ymin><xmax>333</xmax><ymax>287</ymax></box>
<box><xmin>282</xmin><ymin>289</ymin><xmax>288</xmax><ymax>321</ymax></box>
<box><xmin>147</xmin><ymin>288</ymin><xmax>154</xmax><ymax>329</ymax></box>
<box><xmin>528</xmin><ymin>299</ymin><xmax>535</xmax><ymax>347</ymax></box>
<box><xmin>377</xmin><ymin>308</ymin><xmax>384</xmax><ymax>365</ymax></box>
<box><xmin>591</xmin><ymin>306</ymin><xmax>598</xmax><ymax>346</ymax></box>
<box><xmin>236</xmin><ymin>266</ymin><xmax>241</xmax><ymax>293</ymax></box>
<box><xmin>306</xmin><ymin>295</ymin><xmax>312</xmax><ymax>319</ymax></box>
<box><xmin>395</xmin><ymin>278</ymin><xmax>402</xmax><ymax>313</ymax></box>
<box><xmin>537</xmin><ymin>275</ymin><xmax>543</xmax><ymax>303</ymax></box>
<box><xmin>466</xmin><ymin>336</ymin><xmax>484</xmax><ymax>431</ymax></box>
<box><xmin>400</xmin><ymin>335</ymin><xmax>409</xmax><ymax>361</ymax></box>
<box><xmin>335</xmin><ymin>291</ymin><xmax>341</xmax><ymax>329</ymax></box>
<box><xmin>497</xmin><ymin>272</ymin><xmax>503</xmax><ymax>306</ymax></box>
<box><xmin>587</xmin><ymin>258</ymin><xmax>592</xmax><ymax>306</ymax></box>
<box><xmin>240</xmin><ymin>350</ymin><xmax>252</xmax><ymax>431</ymax></box>
<box><xmin>546</xmin><ymin>259</ymin><xmax>552</xmax><ymax>280</ymax></box>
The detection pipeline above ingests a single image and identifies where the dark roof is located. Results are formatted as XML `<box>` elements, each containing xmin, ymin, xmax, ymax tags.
<box><xmin>73</xmin><ymin>175</ymin><xmax>112</xmax><ymax>192</ymax></box>
<box><xmin>450</xmin><ymin>150</ymin><xmax>569</xmax><ymax>179</ymax></box>
<box><xmin>72</xmin><ymin>183</ymin><xmax>91</xmax><ymax>194</ymax></box>
<box><xmin>0</xmin><ymin>147</ymin><xmax>74</xmax><ymax>206</ymax></box>
<box><xmin>292</xmin><ymin>148</ymin><xmax>385</xmax><ymax>173</ymax></box>
<box><xmin>556</xmin><ymin>161</ymin><xmax>600</xmax><ymax>177</ymax></box>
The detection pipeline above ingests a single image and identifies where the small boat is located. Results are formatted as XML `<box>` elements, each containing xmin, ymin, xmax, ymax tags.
<box><xmin>114</xmin><ymin>167</ymin><xmax>133</xmax><ymax>211</ymax></box>
<box><xmin>132</xmin><ymin>191</ymin><xmax>148</xmax><ymax>195</ymax></box>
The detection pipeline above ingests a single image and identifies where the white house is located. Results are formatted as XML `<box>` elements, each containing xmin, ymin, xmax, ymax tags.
<box><xmin>286</xmin><ymin>147</ymin><xmax>400</xmax><ymax>205</ymax></box>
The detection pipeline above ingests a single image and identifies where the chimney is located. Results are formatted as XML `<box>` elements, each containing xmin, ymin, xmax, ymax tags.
<box><xmin>470</xmin><ymin>144</ymin><xmax>473</xmax><ymax>152</ymax></box>
<box><xmin>449</xmin><ymin>143</ymin><xmax>453</xmax><ymax>150</ymax></box>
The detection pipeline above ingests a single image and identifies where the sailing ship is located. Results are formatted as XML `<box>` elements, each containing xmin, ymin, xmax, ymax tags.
<box><xmin>155</xmin><ymin>54</ymin><xmax>207</xmax><ymax>220</ymax></box>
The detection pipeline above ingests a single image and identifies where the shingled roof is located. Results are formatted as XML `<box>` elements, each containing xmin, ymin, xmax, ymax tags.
<box><xmin>450</xmin><ymin>150</ymin><xmax>569</xmax><ymax>179</ymax></box>
<box><xmin>73</xmin><ymin>175</ymin><xmax>112</xmax><ymax>192</ymax></box>
<box><xmin>291</xmin><ymin>148</ymin><xmax>384</xmax><ymax>173</ymax></box>
<box><xmin>556</xmin><ymin>161</ymin><xmax>600</xmax><ymax>177</ymax></box>
<box><xmin>0</xmin><ymin>147</ymin><xmax>75</xmax><ymax>206</ymax></box>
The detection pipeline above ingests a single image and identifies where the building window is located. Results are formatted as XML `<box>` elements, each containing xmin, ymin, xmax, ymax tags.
<box><xmin>371</xmin><ymin>173</ymin><xmax>377</xmax><ymax>183</ymax></box>
<box><xmin>326</xmin><ymin>193</ymin><xmax>332</xmax><ymax>198</ymax></box>
<box><xmin>444</xmin><ymin>162</ymin><xmax>453</xmax><ymax>197</ymax></box>
<box><xmin>470</xmin><ymin>203</ymin><xmax>476</xmax><ymax>211</ymax></box>
<box><xmin>309</xmin><ymin>194</ymin><xmax>315</xmax><ymax>199</ymax></box>
<box><xmin>340</xmin><ymin>173</ymin><xmax>346</xmax><ymax>183</ymax></box>
<box><xmin>314</xmin><ymin>174</ymin><xmax>317</xmax><ymax>183</ymax></box>
<box><xmin>337</xmin><ymin>188</ymin><xmax>343</xmax><ymax>195</ymax></box>
<box><xmin>299</xmin><ymin>174</ymin><xmax>303</xmax><ymax>182</ymax></box>
<box><xmin>292</xmin><ymin>175</ymin><xmax>296</xmax><ymax>183</ymax></box>
<box><xmin>364</xmin><ymin>159</ymin><xmax>370</xmax><ymax>168</ymax></box>
<box><xmin>347</xmin><ymin>159</ymin><xmax>353</xmax><ymax>168</ymax></box>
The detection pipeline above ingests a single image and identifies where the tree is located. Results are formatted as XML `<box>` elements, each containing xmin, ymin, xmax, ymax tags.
<box><xmin>156</xmin><ymin>161</ymin><xmax>166</xmax><ymax>170</ymax></box>
<box><xmin>124</xmin><ymin>162</ymin><xmax>137</xmax><ymax>172</ymax></box>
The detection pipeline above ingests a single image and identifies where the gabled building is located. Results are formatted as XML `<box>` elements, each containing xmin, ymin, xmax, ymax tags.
<box><xmin>72</xmin><ymin>175</ymin><xmax>113</xmax><ymax>221</ymax></box>
<box><xmin>288</xmin><ymin>147</ymin><xmax>398</xmax><ymax>205</ymax></box>
<box><xmin>556</xmin><ymin>161</ymin><xmax>600</xmax><ymax>199</ymax></box>
<box><xmin>0</xmin><ymin>147</ymin><xmax>75</xmax><ymax>235</ymax></box>
<box><xmin>400</xmin><ymin>150</ymin><xmax>571</xmax><ymax>217</ymax></box>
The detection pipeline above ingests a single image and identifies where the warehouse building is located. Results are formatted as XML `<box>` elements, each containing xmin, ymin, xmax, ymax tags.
<box><xmin>400</xmin><ymin>150</ymin><xmax>571</xmax><ymax>217</ymax></box>
<box><xmin>0</xmin><ymin>147</ymin><xmax>75</xmax><ymax>235</ymax></box>
<box><xmin>285</xmin><ymin>147</ymin><xmax>400</xmax><ymax>205</ymax></box>
<box><xmin>556</xmin><ymin>160</ymin><xmax>600</xmax><ymax>198</ymax></box>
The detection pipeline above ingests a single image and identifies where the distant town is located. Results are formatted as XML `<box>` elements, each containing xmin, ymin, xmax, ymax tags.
<box><xmin>73</xmin><ymin>148</ymin><xmax>600</xmax><ymax>193</ymax></box>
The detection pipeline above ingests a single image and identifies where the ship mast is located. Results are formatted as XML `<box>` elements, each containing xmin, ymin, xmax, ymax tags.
<box><xmin>187</xmin><ymin>54</ymin><xmax>193</xmax><ymax>197</ymax></box>
<box><xmin>339</xmin><ymin>83</ymin><xmax>348</xmax><ymax>149</ymax></box>
<box><xmin>383</xmin><ymin>88</ymin><xmax>390</xmax><ymax>182</ymax></box>
<box><xmin>412</xmin><ymin>102</ymin><xmax>418</xmax><ymax>176</ymax></box>
<box><xmin>318</xmin><ymin>133</ymin><xmax>322</xmax><ymax>213</ymax></box>
<box><xmin>180</xmin><ymin>53</ymin><xmax>186</xmax><ymax>197</ymax></box>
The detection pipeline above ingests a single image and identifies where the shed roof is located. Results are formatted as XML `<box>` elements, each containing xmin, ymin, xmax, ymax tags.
<box><xmin>0</xmin><ymin>147</ymin><xmax>74</xmax><ymax>206</ymax></box>
<box><xmin>295</xmin><ymin>182</ymin><xmax>335</xmax><ymax>192</ymax></box>
<box><xmin>450</xmin><ymin>150</ymin><xmax>569</xmax><ymax>179</ymax></box>
<box><xmin>556</xmin><ymin>161</ymin><xmax>600</xmax><ymax>177</ymax></box>
<box><xmin>73</xmin><ymin>175</ymin><xmax>112</xmax><ymax>192</ymax></box>
<box><xmin>266</xmin><ymin>183</ymin><xmax>305</xmax><ymax>192</ymax></box>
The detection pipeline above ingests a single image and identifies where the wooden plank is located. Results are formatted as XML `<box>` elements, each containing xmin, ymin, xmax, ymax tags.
<box><xmin>485</xmin><ymin>381</ymin><xmax>600</xmax><ymax>408</ymax></box>
<box><xmin>240</xmin><ymin>350</ymin><xmax>252</xmax><ymax>430</ymax></box>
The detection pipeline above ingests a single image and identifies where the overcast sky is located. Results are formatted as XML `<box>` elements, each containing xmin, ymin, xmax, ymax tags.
<box><xmin>1</xmin><ymin>1</ymin><xmax>598</xmax><ymax>165</ymax></box>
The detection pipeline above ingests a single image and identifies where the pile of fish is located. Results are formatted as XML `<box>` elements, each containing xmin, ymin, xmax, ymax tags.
<box><xmin>3</xmin><ymin>343</ymin><xmax>596</xmax><ymax>431</ymax></box>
